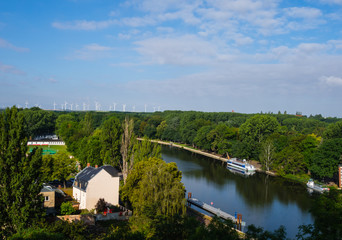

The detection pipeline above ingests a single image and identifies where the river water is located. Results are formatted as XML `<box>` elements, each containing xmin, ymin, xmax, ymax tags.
<box><xmin>161</xmin><ymin>145</ymin><xmax>315</xmax><ymax>239</ymax></box>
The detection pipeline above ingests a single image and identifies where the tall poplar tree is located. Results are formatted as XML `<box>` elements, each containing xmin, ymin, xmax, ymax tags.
<box><xmin>0</xmin><ymin>107</ymin><xmax>44</xmax><ymax>238</ymax></box>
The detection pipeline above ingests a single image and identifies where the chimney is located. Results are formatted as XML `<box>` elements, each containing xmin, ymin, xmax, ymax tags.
<box><xmin>87</xmin><ymin>163</ymin><xmax>90</xmax><ymax>167</ymax></box>
<box><xmin>95</xmin><ymin>165</ymin><xmax>98</xmax><ymax>169</ymax></box>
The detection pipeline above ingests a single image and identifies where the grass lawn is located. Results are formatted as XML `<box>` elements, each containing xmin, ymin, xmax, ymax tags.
<box><xmin>28</xmin><ymin>144</ymin><xmax>68</xmax><ymax>155</ymax></box>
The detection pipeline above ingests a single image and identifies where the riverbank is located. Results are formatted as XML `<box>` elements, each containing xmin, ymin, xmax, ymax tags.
<box><xmin>138</xmin><ymin>138</ymin><xmax>278</xmax><ymax>176</ymax></box>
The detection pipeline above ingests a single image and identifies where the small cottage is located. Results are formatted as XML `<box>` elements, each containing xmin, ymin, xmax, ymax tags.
<box><xmin>73</xmin><ymin>164</ymin><xmax>120</xmax><ymax>210</ymax></box>
<box><xmin>40</xmin><ymin>184</ymin><xmax>66</xmax><ymax>215</ymax></box>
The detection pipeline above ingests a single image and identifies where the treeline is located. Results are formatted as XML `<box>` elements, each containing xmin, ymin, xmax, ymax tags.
<box><xmin>19</xmin><ymin>108</ymin><xmax>342</xmax><ymax>181</ymax></box>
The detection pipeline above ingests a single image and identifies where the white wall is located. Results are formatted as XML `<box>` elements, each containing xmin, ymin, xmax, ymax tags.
<box><xmin>86</xmin><ymin>170</ymin><xmax>120</xmax><ymax>210</ymax></box>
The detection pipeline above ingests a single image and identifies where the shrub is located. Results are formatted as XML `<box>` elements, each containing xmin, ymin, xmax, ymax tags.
<box><xmin>95</xmin><ymin>198</ymin><xmax>107</xmax><ymax>213</ymax></box>
<box><xmin>60</xmin><ymin>202</ymin><xmax>76</xmax><ymax>215</ymax></box>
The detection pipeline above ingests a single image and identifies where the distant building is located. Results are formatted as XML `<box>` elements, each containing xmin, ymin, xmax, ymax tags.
<box><xmin>40</xmin><ymin>184</ymin><xmax>66</xmax><ymax>215</ymax></box>
<box><xmin>27</xmin><ymin>140</ymin><xmax>65</xmax><ymax>146</ymax></box>
<box><xmin>73</xmin><ymin>164</ymin><xmax>120</xmax><ymax>210</ymax></box>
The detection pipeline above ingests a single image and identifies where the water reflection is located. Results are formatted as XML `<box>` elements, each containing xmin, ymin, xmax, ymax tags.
<box><xmin>161</xmin><ymin>145</ymin><xmax>314</xmax><ymax>238</ymax></box>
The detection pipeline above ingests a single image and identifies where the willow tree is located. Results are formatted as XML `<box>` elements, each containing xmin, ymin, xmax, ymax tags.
<box><xmin>121</xmin><ymin>157</ymin><xmax>185</xmax><ymax>218</ymax></box>
<box><xmin>0</xmin><ymin>107</ymin><xmax>44</xmax><ymax>238</ymax></box>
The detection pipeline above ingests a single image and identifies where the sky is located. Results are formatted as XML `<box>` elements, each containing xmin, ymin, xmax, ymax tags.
<box><xmin>1</xmin><ymin>0</ymin><xmax>342</xmax><ymax>117</ymax></box>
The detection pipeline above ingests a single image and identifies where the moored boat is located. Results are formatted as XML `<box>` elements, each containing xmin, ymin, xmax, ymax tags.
<box><xmin>306</xmin><ymin>179</ymin><xmax>329</xmax><ymax>193</ymax></box>
<box><xmin>226</xmin><ymin>158</ymin><xmax>256</xmax><ymax>173</ymax></box>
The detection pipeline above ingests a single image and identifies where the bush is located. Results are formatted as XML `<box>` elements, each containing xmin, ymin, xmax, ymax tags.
<box><xmin>60</xmin><ymin>202</ymin><xmax>76</xmax><ymax>215</ymax></box>
<box><xmin>95</xmin><ymin>198</ymin><xmax>107</xmax><ymax>213</ymax></box>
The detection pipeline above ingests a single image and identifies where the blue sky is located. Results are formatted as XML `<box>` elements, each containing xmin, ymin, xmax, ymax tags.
<box><xmin>1</xmin><ymin>0</ymin><xmax>342</xmax><ymax>116</ymax></box>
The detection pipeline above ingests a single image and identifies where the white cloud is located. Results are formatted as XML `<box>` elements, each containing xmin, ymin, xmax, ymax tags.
<box><xmin>0</xmin><ymin>38</ymin><xmax>29</xmax><ymax>52</ymax></box>
<box><xmin>284</xmin><ymin>7</ymin><xmax>322</xmax><ymax>19</ymax></box>
<box><xmin>134</xmin><ymin>35</ymin><xmax>221</xmax><ymax>65</ymax></box>
<box><xmin>67</xmin><ymin>43</ymin><xmax>114</xmax><ymax>60</ymax></box>
<box><xmin>320</xmin><ymin>76</ymin><xmax>342</xmax><ymax>86</ymax></box>
<box><xmin>320</xmin><ymin>0</ymin><xmax>342</xmax><ymax>5</ymax></box>
<box><xmin>48</xmin><ymin>77</ymin><xmax>58</xmax><ymax>83</ymax></box>
<box><xmin>52</xmin><ymin>20</ymin><xmax>116</xmax><ymax>30</ymax></box>
<box><xmin>0</xmin><ymin>62</ymin><xmax>25</xmax><ymax>75</ymax></box>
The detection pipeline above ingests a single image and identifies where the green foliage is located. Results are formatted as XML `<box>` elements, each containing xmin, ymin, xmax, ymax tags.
<box><xmin>100</xmin><ymin>117</ymin><xmax>122</xmax><ymax>167</ymax></box>
<box><xmin>323</xmin><ymin>121</ymin><xmax>342</xmax><ymax>139</ymax></box>
<box><xmin>41</xmin><ymin>155</ymin><xmax>54</xmax><ymax>182</ymax></box>
<box><xmin>296</xmin><ymin>189</ymin><xmax>342</xmax><ymax>240</ymax></box>
<box><xmin>0</xmin><ymin>107</ymin><xmax>45</xmax><ymax>238</ymax></box>
<box><xmin>156</xmin><ymin>120</ymin><xmax>167</xmax><ymax>139</ymax></box>
<box><xmin>21</xmin><ymin>108</ymin><xmax>57</xmax><ymax>138</ymax></box>
<box><xmin>239</xmin><ymin>115</ymin><xmax>280</xmax><ymax>159</ymax></box>
<box><xmin>95</xmin><ymin>198</ymin><xmax>107</xmax><ymax>213</ymax></box>
<box><xmin>9</xmin><ymin>227</ymin><xmax>64</xmax><ymax>240</ymax></box>
<box><xmin>60</xmin><ymin>202</ymin><xmax>76</xmax><ymax>215</ymax></box>
<box><xmin>133</xmin><ymin>138</ymin><xmax>161</xmax><ymax>163</ymax></box>
<box><xmin>52</xmin><ymin>152</ymin><xmax>76</xmax><ymax>188</ymax></box>
<box><xmin>207</xmin><ymin>123</ymin><xmax>236</xmax><ymax>154</ymax></box>
<box><xmin>240</xmin><ymin>115</ymin><xmax>280</xmax><ymax>144</ymax></box>
<box><xmin>121</xmin><ymin>158</ymin><xmax>185</xmax><ymax>218</ymax></box>
<box><xmin>193</xmin><ymin>125</ymin><xmax>214</xmax><ymax>151</ymax></box>
<box><xmin>245</xmin><ymin>224</ymin><xmax>287</xmax><ymax>240</ymax></box>
<box><xmin>310</xmin><ymin>138</ymin><xmax>342</xmax><ymax>179</ymax></box>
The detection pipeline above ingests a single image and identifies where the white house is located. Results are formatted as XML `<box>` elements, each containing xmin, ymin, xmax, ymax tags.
<box><xmin>73</xmin><ymin>164</ymin><xmax>120</xmax><ymax>210</ymax></box>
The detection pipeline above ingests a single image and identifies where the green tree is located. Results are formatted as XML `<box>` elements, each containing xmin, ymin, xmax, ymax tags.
<box><xmin>259</xmin><ymin>138</ymin><xmax>276</xmax><ymax>171</ymax></box>
<box><xmin>41</xmin><ymin>155</ymin><xmax>54</xmax><ymax>183</ymax></box>
<box><xmin>194</xmin><ymin>125</ymin><xmax>214</xmax><ymax>151</ymax></box>
<box><xmin>323</xmin><ymin>121</ymin><xmax>342</xmax><ymax>139</ymax></box>
<box><xmin>0</xmin><ymin>107</ymin><xmax>44</xmax><ymax>237</ymax></box>
<box><xmin>156</xmin><ymin>120</ymin><xmax>167</xmax><ymax>139</ymax></box>
<box><xmin>120</xmin><ymin>117</ymin><xmax>136</xmax><ymax>184</ymax></box>
<box><xmin>134</xmin><ymin>138</ymin><xmax>161</xmax><ymax>163</ymax></box>
<box><xmin>60</xmin><ymin>202</ymin><xmax>76</xmax><ymax>215</ymax></box>
<box><xmin>121</xmin><ymin>158</ymin><xmax>185</xmax><ymax>218</ymax></box>
<box><xmin>207</xmin><ymin>123</ymin><xmax>236</xmax><ymax>154</ymax></box>
<box><xmin>296</xmin><ymin>189</ymin><xmax>342</xmax><ymax>240</ymax></box>
<box><xmin>52</xmin><ymin>152</ymin><xmax>76</xmax><ymax>188</ymax></box>
<box><xmin>310</xmin><ymin>138</ymin><xmax>342</xmax><ymax>179</ymax></box>
<box><xmin>239</xmin><ymin>115</ymin><xmax>280</xmax><ymax>159</ymax></box>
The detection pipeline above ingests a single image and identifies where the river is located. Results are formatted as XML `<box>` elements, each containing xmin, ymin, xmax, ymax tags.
<box><xmin>161</xmin><ymin>145</ymin><xmax>315</xmax><ymax>239</ymax></box>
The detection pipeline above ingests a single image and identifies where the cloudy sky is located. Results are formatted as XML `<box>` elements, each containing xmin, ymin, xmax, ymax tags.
<box><xmin>1</xmin><ymin>0</ymin><xmax>342</xmax><ymax>116</ymax></box>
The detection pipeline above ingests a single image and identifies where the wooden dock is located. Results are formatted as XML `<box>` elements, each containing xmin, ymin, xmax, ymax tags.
<box><xmin>187</xmin><ymin>198</ymin><xmax>246</xmax><ymax>226</ymax></box>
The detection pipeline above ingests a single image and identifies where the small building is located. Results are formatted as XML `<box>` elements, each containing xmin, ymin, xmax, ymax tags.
<box><xmin>73</xmin><ymin>164</ymin><xmax>120</xmax><ymax>210</ymax></box>
<box><xmin>27</xmin><ymin>140</ymin><xmax>65</xmax><ymax>146</ymax></box>
<box><xmin>40</xmin><ymin>184</ymin><xmax>66</xmax><ymax>215</ymax></box>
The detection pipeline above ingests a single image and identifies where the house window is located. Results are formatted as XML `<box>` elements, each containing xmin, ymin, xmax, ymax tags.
<box><xmin>45</xmin><ymin>196</ymin><xmax>49</xmax><ymax>201</ymax></box>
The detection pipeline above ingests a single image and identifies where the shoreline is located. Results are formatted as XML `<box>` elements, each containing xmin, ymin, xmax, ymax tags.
<box><xmin>138</xmin><ymin>138</ymin><xmax>278</xmax><ymax>177</ymax></box>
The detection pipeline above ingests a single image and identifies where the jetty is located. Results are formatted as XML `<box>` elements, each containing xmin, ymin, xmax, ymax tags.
<box><xmin>187</xmin><ymin>197</ymin><xmax>246</xmax><ymax>227</ymax></box>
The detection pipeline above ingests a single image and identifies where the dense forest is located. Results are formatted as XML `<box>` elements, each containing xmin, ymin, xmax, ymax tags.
<box><xmin>1</xmin><ymin>106</ymin><xmax>342</xmax><ymax>239</ymax></box>
<box><xmin>16</xmin><ymin>107</ymin><xmax>342</xmax><ymax>182</ymax></box>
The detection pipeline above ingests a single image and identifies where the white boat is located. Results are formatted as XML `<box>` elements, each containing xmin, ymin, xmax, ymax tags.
<box><xmin>306</xmin><ymin>179</ymin><xmax>329</xmax><ymax>193</ymax></box>
<box><xmin>226</xmin><ymin>158</ymin><xmax>256</xmax><ymax>173</ymax></box>
<box><xmin>227</xmin><ymin>166</ymin><xmax>255</xmax><ymax>176</ymax></box>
